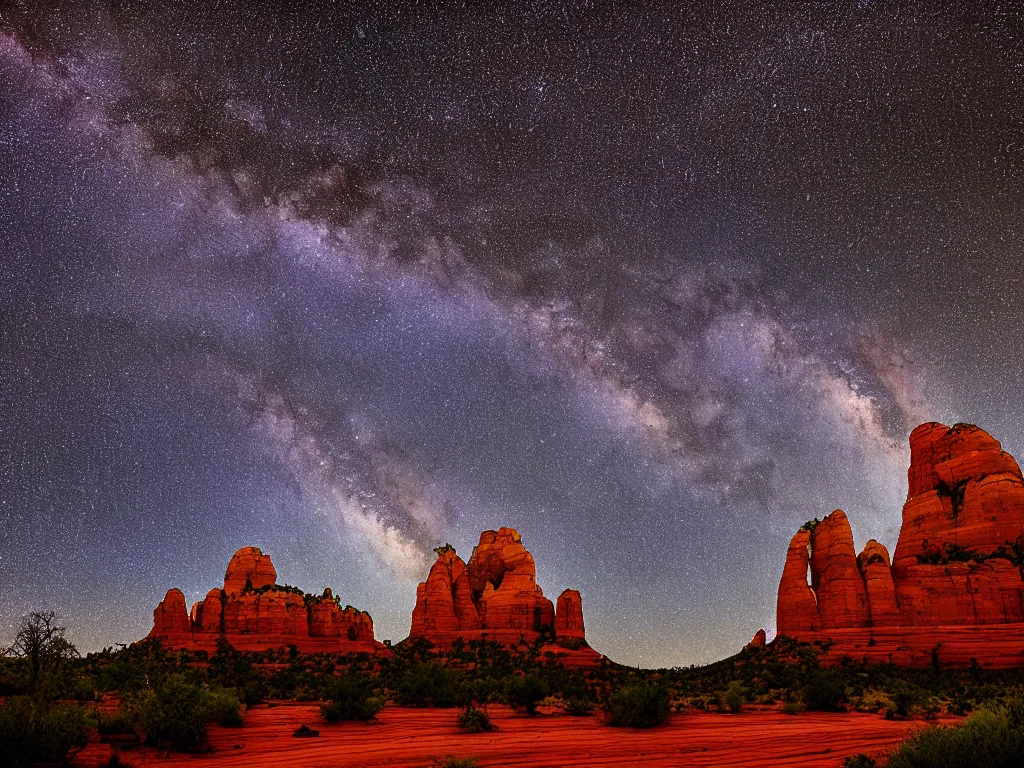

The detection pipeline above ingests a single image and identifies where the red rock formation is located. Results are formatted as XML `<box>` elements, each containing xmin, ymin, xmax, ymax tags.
<box><xmin>774</xmin><ymin>422</ymin><xmax>1024</xmax><ymax>668</ymax></box>
<box><xmin>857</xmin><ymin>541</ymin><xmax>900</xmax><ymax>627</ymax></box>
<box><xmin>555</xmin><ymin>589</ymin><xmax>585</xmax><ymax>640</ymax></box>
<box><xmin>223</xmin><ymin>546</ymin><xmax>277</xmax><ymax>595</ymax></box>
<box><xmin>776</xmin><ymin>527</ymin><xmax>821</xmax><ymax>632</ymax></box>
<box><xmin>409</xmin><ymin>528</ymin><xmax>589</xmax><ymax>649</ymax></box>
<box><xmin>745</xmin><ymin>628</ymin><xmax>767</xmax><ymax>650</ymax></box>
<box><xmin>152</xmin><ymin>588</ymin><xmax>191</xmax><ymax>641</ymax></box>
<box><xmin>146</xmin><ymin>548</ymin><xmax>386</xmax><ymax>654</ymax></box>
<box><xmin>811</xmin><ymin>511</ymin><xmax>871</xmax><ymax>629</ymax></box>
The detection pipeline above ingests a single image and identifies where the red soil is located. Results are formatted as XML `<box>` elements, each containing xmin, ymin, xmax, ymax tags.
<box><xmin>73</xmin><ymin>703</ymin><xmax>942</xmax><ymax>768</ymax></box>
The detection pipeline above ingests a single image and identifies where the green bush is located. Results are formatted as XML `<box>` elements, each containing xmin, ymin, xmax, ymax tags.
<box><xmin>780</xmin><ymin>700</ymin><xmax>805</xmax><ymax>715</ymax></box>
<box><xmin>0</xmin><ymin>697</ymin><xmax>93</xmax><ymax>767</ymax></box>
<box><xmin>885</xmin><ymin>698</ymin><xmax>1024</xmax><ymax>768</ymax></box>
<box><xmin>97</xmin><ymin>709</ymin><xmax>137</xmax><ymax>736</ymax></box>
<box><xmin>396</xmin><ymin>663</ymin><xmax>467</xmax><ymax>708</ymax></box>
<box><xmin>803</xmin><ymin>669</ymin><xmax>847</xmax><ymax>711</ymax></box>
<box><xmin>134</xmin><ymin>675</ymin><xmax>211</xmax><ymax>751</ymax></box>
<box><xmin>564</xmin><ymin>697</ymin><xmax>595</xmax><ymax>715</ymax></box>
<box><xmin>242</xmin><ymin>678</ymin><xmax>269</xmax><ymax>706</ymax></box>
<box><xmin>717</xmin><ymin>681</ymin><xmax>746</xmax><ymax>713</ymax></box>
<box><xmin>457</xmin><ymin>705</ymin><xmax>494</xmax><ymax>733</ymax></box>
<box><xmin>843</xmin><ymin>756</ymin><xmax>876</xmax><ymax>768</ymax></box>
<box><xmin>320</xmin><ymin>674</ymin><xmax>385</xmax><ymax>722</ymax></box>
<box><xmin>207</xmin><ymin>688</ymin><xmax>244</xmax><ymax>727</ymax></box>
<box><xmin>432</xmin><ymin>758</ymin><xmax>479</xmax><ymax>768</ymax></box>
<box><xmin>505</xmin><ymin>674</ymin><xmax>547</xmax><ymax>714</ymax></box>
<box><xmin>607</xmin><ymin>681</ymin><xmax>670</xmax><ymax>728</ymax></box>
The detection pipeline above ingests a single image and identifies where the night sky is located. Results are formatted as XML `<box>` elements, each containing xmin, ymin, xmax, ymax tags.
<box><xmin>2</xmin><ymin>2</ymin><xmax>1023</xmax><ymax>667</ymax></box>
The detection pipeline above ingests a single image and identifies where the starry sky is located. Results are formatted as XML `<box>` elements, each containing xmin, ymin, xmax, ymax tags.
<box><xmin>1</xmin><ymin>1</ymin><xmax>1023</xmax><ymax>667</ymax></box>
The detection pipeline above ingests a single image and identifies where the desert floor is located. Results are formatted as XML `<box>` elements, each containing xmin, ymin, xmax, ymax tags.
<box><xmin>73</xmin><ymin>703</ymin><xmax>947</xmax><ymax>768</ymax></box>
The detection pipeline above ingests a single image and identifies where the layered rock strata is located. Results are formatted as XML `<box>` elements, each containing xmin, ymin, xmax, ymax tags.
<box><xmin>775</xmin><ymin>423</ymin><xmax>1024</xmax><ymax>667</ymax></box>
<box><xmin>410</xmin><ymin>528</ymin><xmax>595</xmax><ymax>655</ymax></box>
<box><xmin>148</xmin><ymin>547</ymin><xmax>385</xmax><ymax>654</ymax></box>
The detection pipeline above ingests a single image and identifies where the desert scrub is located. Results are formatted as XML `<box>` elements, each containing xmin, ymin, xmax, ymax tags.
<box><xmin>885</xmin><ymin>697</ymin><xmax>1024</xmax><ymax>768</ymax></box>
<box><xmin>207</xmin><ymin>687</ymin><xmax>244</xmax><ymax>727</ymax></box>
<box><xmin>457</xmin><ymin>705</ymin><xmax>494</xmax><ymax>733</ymax></box>
<box><xmin>852</xmin><ymin>688</ymin><xmax>892</xmax><ymax>714</ymax></box>
<box><xmin>504</xmin><ymin>674</ymin><xmax>547</xmax><ymax>714</ymax></box>
<box><xmin>133</xmin><ymin>675</ymin><xmax>211</xmax><ymax>750</ymax></box>
<box><xmin>803</xmin><ymin>669</ymin><xmax>847</xmax><ymax>711</ymax></box>
<box><xmin>564</xmin><ymin>697</ymin><xmax>595</xmax><ymax>715</ymax></box>
<box><xmin>716</xmin><ymin>681</ymin><xmax>746</xmax><ymax>713</ymax></box>
<box><xmin>97</xmin><ymin>708</ymin><xmax>137</xmax><ymax>737</ymax></box>
<box><xmin>432</xmin><ymin>758</ymin><xmax>480</xmax><ymax>768</ymax></box>
<box><xmin>321</xmin><ymin>674</ymin><xmax>385</xmax><ymax>722</ymax></box>
<box><xmin>0</xmin><ymin>697</ymin><xmax>94</xmax><ymax>768</ymax></box>
<box><xmin>607</xmin><ymin>680</ymin><xmax>670</xmax><ymax>728</ymax></box>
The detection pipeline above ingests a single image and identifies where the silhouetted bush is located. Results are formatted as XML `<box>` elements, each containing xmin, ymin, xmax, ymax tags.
<box><xmin>432</xmin><ymin>758</ymin><xmax>479</xmax><ymax>768</ymax></box>
<box><xmin>0</xmin><ymin>697</ymin><xmax>93</xmax><ymax>767</ymax></box>
<box><xmin>134</xmin><ymin>675</ymin><xmax>211</xmax><ymax>751</ymax></box>
<box><xmin>843</xmin><ymin>755</ymin><xmax>876</xmax><ymax>768</ymax></box>
<box><xmin>97</xmin><ymin>709</ymin><xmax>137</xmax><ymax>737</ymax></box>
<box><xmin>716</xmin><ymin>681</ymin><xmax>746</xmax><ymax>713</ymax></box>
<box><xmin>885</xmin><ymin>698</ymin><xmax>1024</xmax><ymax>768</ymax></box>
<box><xmin>457</xmin><ymin>705</ymin><xmax>494</xmax><ymax>732</ymax></box>
<box><xmin>505</xmin><ymin>674</ymin><xmax>547</xmax><ymax>714</ymax></box>
<box><xmin>607</xmin><ymin>680</ymin><xmax>670</xmax><ymax>728</ymax></box>
<box><xmin>803</xmin><ymin>669</ymin><xmax>847</xmax><ymax>711</ymax></box>
<box><xmin>207</xmin><ymin>687</ymin><xmax>244</xmax><ymax>727</ymax></box>
<box><xmin>564</xmin><ymin>697</ymin><xmax>595</xmax><ymax>715</ymax></box>
<box><xmin>320</xmin><ymin>674</ymin><xmax>385</xmax><ymax>722</ymax></box>
<box><xmin>395</xmin><ymin>662</ymin><xmax>467</xmax><ymax>708</ymax></box>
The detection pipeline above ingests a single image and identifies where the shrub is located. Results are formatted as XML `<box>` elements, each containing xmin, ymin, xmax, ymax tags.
<box><xmin>780</xmin><ymin>700</ymin><xmax>805</xmax><ymax>715</ymax></box>
<box><xmin>717</xmin><ymin>681</ymin><xmax>746</xmax><ymax>713</ymax></box>
<box><xmin>564</xmin><ymin>697</ymin><xmax>595</xmax><ymax>715</ymax></box>
<box><xmin>803</xmin><ymin>669</ymin><xmax>846</xmax><ymax>711</ymax></box>
<box><xmin>97</xmin><ymin>709</ymin><xmax>137</xmax><ymax>736</ymax></box>
<box><xmin>0</xmin><ymin>697</ymin><xmax>93</xmax><ymax>767</ymax></box>
<box><xmin>134</xmin><ymin>675</ymin><xmax>211</xmax><ymax>751</ymax></box>
<box><xmin>843</xmin><ymin>756</ymin><xmax>876</xmax><ymax>768</ymax></box>
<box><xmin>207</xmin><ymin>688</ymin><xmax>244</xmax><ymax>727</ymax></box>
<box><xmin>396</xmin><ymin>662</ymin><xmax>467</xmax><ymax>708</ymax></box>
<box><xmin>432</xmin><ymin>758</ymin><xmax>479</xmax><ymax>768</ymax></box>
<box><xmin>321</xmin><ymin>674</ymin><xmax>385</xmax><ymax>722</ymax></box>
<box><xmin>505</xmin><ymin>674</ymin><xmax>547</xmax><ymax>715</ymax></box>
<box><xmin>457</xmin><ymin>705</ymin><xmax>493</xmax><ymax>733</ymax></box>
<box><xmin>886</xmin><ymin>698</ymin><xmax>1024</xmax><ymax>767</ymax></box>
<box><xmin>885</xmin><ymin>683</ymin><xmax>926</xmax><ymax>720</ymax></box>
<box><xmin>607</xmin><ymin>681</ymin><xmax>670</xmax><ymax>728</ymax></box>
<box><xmin>242</xmin><ymin>678</ymin><xmax>268</xmax><ymax>706</ymax></box>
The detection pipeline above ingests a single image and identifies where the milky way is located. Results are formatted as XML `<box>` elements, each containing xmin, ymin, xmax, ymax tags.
<box><xmin>2</xmin><ymin>2</ymin><xmax>1023</xmax><ymax>667</ymax></box>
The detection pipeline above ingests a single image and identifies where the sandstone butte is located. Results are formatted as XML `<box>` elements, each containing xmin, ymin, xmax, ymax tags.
<box><xmin>147</xmin><ymin>547</ymin><xmax>386</xmax><ymax>654</ymax></box>
<box><xmin>774</xmin><ymin>422</ymin><xmax>1024</xmax><ymax>668</ymax></box>
<box><xmin>147</xmin><ymin>531</ymin><xmax>602</xmax><ymax>664</ymax></box>
<box><xmin>409</xmin><ymin>527</ymin><xmax>602</xmax><ymax>666</ymax></box>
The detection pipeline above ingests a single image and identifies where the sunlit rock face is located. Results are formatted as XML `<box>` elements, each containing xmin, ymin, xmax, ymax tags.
<box><xmin>774</xmin><ymin>423</ymin><xmax>1024</xmax><ymax>668</ymax></box>
<box><xmin>147</xmin><ymin>547</ymin><xmax>384</xmax><ymax>654</ymax></box>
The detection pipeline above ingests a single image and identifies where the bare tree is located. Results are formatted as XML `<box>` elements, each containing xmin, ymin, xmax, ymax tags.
<box><xmin>6</xmin><ymin>611</ymin><xmax>79</xmax><ymax>693</ymax></box>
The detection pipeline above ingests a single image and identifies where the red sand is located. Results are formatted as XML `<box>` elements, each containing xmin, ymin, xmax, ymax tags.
<box><xmin>73</xmin><ymin>703</ymin><xmax>945</xmax><ymax>768</ymax></box>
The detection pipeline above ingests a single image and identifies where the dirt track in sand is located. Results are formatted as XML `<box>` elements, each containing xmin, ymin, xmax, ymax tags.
<box><xmin>73</xmin><ymin>703</ymin><xmax>944</xmax><ymax>768</ymax></box>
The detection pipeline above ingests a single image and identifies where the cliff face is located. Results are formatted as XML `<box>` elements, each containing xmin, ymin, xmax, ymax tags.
<box><xmin>775</xmin><ymin>423</ymin><xmax>1024</xmax><ymax>667</ymax></box>
<box><xmin>148</xmin><ymin>548</ymin><xmax>384</xmax><ymax>654</ymax></box>
<box><xmin>409</xmin><ymin>528</ymin><xmax>588</xmax><ymax>650</ymax></box>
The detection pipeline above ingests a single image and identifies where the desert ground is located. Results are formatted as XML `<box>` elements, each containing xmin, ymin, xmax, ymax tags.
<box><xmin>73</xmin><ymin>703</ymin><xmax>947</xmax><ymax>768</ymax></box>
